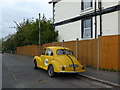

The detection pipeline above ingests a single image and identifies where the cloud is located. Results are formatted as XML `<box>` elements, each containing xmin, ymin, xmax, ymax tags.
<box><xmin>1</xmin><ymin>0</ymin><xmax>52</xmax><ymax>38</ymax></box>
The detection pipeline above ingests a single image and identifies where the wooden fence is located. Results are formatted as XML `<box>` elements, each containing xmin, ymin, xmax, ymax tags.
<box><xmin>16</xmin><ymin>45</ymin><xmax>41</xmax><ymax>56</ymax></box>
<box><xmin>78</xmin><ymin>39</ymin><xmax>98</xmax><ymax>68</ymax></box>
<box><xmin>16</xmin><ymin>35</ymin><xmax>120</xmax><ymax>71</ymax></box>
<box><xmin>99</xmin><ymin>35</ymin><xmax>119</xmax><ymax>71</ymax></box>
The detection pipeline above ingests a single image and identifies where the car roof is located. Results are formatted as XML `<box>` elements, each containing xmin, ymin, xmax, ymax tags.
<box><xmin>46</xmin><ymin>46</ymin><xmax>72</xmax><ymax>51</ymax></box>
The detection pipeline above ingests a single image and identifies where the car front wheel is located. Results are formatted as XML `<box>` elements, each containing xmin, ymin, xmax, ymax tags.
<box><xmin>48</xmin><ymin>65</ymin><xmax>55</xmax><ymax>77</ymax></box>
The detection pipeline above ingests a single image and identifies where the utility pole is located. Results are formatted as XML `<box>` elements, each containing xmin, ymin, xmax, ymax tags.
<box><xmin>39</xmin><ymin>13</ymin><xmax>41</xmax><ymax>55</ymax></box>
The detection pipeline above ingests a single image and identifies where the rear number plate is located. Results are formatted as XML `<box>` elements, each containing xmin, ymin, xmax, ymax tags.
<box><xmin>69</xmin><ymin>65</ymin><xmax>78</xmax><ymax>67</ymax></box>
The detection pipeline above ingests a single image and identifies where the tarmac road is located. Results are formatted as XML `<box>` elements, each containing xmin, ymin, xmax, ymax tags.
<box><xmin>2</xmin><ymin>54</ymin><xmax>110</xmax><ymax>88</ymax></box>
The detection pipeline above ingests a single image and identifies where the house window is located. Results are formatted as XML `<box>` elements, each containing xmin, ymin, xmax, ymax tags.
<box><xmin>81</xmin><ymin>0</ymin><xmax>92</xmax><ymax>10</ymax></box>
<box><xmin>82</xmin><ymin>18</ymin><xmax>93</xmax><ymax>38</ymax></box>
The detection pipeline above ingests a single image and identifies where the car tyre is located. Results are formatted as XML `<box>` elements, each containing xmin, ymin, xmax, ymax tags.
<box><xmin>34</xmin><ymin>60</ymin><xmax>38</xmax><ymax>69</ymax></box>
<box><xmin>48</xmin><ymin>65</ymin><xmax>55</xmax><ymax>77</ymax></box>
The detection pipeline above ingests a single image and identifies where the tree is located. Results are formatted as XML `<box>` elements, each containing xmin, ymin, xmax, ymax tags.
<box><xmin>2</xmin><ymin>14</ymin><xmax>58</xmax><ymax>53</ymax></box>
<box><xmin>2</xmin><ymin>34</ymin><xmax>16</xmax><ymax>53</ymax></box>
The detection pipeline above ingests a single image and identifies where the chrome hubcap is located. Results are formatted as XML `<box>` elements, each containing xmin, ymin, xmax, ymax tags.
<box><xmin>48</xmin><ymin>66</ymin><xmax>53</xmax><ymax>76</ymax></box>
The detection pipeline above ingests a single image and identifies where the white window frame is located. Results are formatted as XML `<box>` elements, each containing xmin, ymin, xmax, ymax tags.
<box><xmin>81</xmin><ymin>0</ymin><xmax>93</xmax><ymax>11</ymax></box>
<box><xmin>83</xmin><ymin>28</ymin><xmax>92</xmax><ymax>38</ymax></box>
<box><xmin>82</xmin><ymin>18</ymin><xmax>93</xmax><ymax>38</ymax></box>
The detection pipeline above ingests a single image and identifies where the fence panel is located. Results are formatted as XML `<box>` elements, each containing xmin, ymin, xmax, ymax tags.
<box><xmin>99</xmin><ymin>35</ymin><xmax>119</xmax><ymax>71</ymax></box>
<box><xmin>16</xmin><ymin>45</ymin><xmax>41</xmax><ymax>56</ymax></box>
<box><xmin>78</xmin><ymin>39</ymin><xmax>98</xmax><ymax>68</ymax></box>
<box><xmin>64</xmin><ymin>41</ymin><xmax>77</xmax><ymax>57</ymax></box>
<box><xmin>92</xmin><ymin>39</ymin><xmax>99</xmax><ymax>68</ymax></box>
<box><xmin>52</xmin><ymin>42</ymin><xmax>62</xmax><ymax>46</ymax></box>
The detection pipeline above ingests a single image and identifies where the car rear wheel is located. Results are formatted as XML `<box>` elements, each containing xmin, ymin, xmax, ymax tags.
<box><xmin>48</xmin><ymin>65</ymin><xmax>55</xmax><ymax>77</ymax></box>
<box><xmin>34</xmin><ymin>60</ymin><xmax>38</xmax><ymax>69</ymax></box>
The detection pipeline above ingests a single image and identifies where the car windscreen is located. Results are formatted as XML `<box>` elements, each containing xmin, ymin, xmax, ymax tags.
<box><xmin>57</xmin><ymin>49</ymin><xmax>73</xmax><ymax>55</ymax></box>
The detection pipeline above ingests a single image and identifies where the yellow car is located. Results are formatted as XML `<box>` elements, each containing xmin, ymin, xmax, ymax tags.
<box><xmin>33</xmin><ymin>46</ymin><xmax>85</xmax><ymax>77</ymax></box>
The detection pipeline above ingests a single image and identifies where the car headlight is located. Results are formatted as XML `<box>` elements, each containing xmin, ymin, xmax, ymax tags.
<box><xmin>64</xmin><ymin>65</ymin><xmax>66</xmax><ymax>67</ymax></box>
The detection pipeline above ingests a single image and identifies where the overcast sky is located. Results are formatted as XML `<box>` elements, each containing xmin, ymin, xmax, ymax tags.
<box><xmin>1</xmin><ymin>0</ymin><xmax>119</xmax><ymax>39</ymax></box>
<box><xmin>0</xmin><ymin>0</ymin><xmax>52</xmax><ymax>39</ymax></box>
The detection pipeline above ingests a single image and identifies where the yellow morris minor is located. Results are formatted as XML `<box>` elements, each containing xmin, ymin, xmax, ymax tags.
<box><xmin>33</xmin><ymin>46</ymin><xmax>85</xmax><ymax>77</ymax></box>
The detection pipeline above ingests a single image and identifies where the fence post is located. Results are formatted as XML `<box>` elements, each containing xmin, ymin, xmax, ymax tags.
<box><xmin>62</xmin><ymin>40</ymin><xmax>64</xmax><ymax>47</ymax></box>
<box><xmin>97</xmin><ymin>35</ymin><xmax>100</xmax><ymax>70</ymax></box>
<box><xmin>76</xmin><ymin>38</ymin><xmax>79</xmax><ymax>59</ymax></box>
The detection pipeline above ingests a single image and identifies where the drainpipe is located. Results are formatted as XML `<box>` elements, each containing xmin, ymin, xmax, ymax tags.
<box><xmin>95</xmin><ymin>0</ymin><xmax>97</xmax><ymax>39</ymax></box>
<box><xmin>98</xmin><ymin>0</ymin><xmax>102</xmax><ymax>36</ymax></box>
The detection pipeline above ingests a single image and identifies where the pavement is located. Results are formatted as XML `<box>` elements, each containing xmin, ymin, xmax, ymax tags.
<box><xmin>80</xmin><ymin>67</ymin><xmax>119</xmax><ymax>86</ymax></box>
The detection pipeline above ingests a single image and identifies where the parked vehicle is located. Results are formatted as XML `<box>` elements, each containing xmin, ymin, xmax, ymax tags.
<box><xmin>33</xmin><ymin>46</ymin><xmax>85</xmax><ymax>77</ymax></box>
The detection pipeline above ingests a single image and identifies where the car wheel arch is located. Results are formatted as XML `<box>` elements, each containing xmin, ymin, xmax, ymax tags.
<box><xmin>34</xmin><ymin>56</ymin><xmax>42</xmax><ymax>62</ymax></box>
<box><xmin>47</xmin><ymin>64</ymin><xmax>53</xmax><ymax>70</ymax></box>
<box><xmin>33</xmin><ymin>59</ymin><xmax>37</xmax><ymax>63</ymax></box>
<box><xmin>48</xmin><ymin>61</ymin><xmax>61</xmax><ymax>72</ymax></box>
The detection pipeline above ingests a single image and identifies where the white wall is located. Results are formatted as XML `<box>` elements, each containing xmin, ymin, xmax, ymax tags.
<box><xmin>102</xmin><ymin>1</ymin><xmax>119</xmax><ymax>36</ymax></box>
<box><xmin>54</xmin><ymin>0</ymin><xmax>119</xmax><ymax>41</ymax></box>
<box><xmin>55</xmin><ymin>2</ymin><xmax>80</xmax><ymax>23</ymax></box>
<box><xmin>102</xmin><ymin>1</ymin><xmax>118</xmax><ymax>9</ymax></box>
<box><xmin>55</xmin><ymin>21</ymin><xmax>81</xmax><ymax>41</ymax></box>
<box><xmin>102</xmin><ymin>11</ymin><xmax>119</xmax><ymax>36</ymax></box>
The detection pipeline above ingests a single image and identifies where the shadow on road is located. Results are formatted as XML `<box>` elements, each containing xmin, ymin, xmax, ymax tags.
<box><xmin>35</xmin><ymin>68</ymin><xmax>82</xmax><ymax>80</ymax></box>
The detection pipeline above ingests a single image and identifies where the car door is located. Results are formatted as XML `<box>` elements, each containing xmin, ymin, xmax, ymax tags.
<box><xmin>38</xmin><ymin>49</ymin><xmax>46</xmax><ymax>68</ymax></box>
<box><xmin>42</xmin><ymin>48</ymin><xmax>54</xmax><ymax>70</ymax></box>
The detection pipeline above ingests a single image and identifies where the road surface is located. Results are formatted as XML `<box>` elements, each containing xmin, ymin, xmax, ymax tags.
<box><xmin>2</xmin><ymin>54</ymin><xmax>110</xmax><ymax>88</ymax></box>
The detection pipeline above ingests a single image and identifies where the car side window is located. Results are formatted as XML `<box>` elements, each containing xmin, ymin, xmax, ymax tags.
<box><xmin>57</xmin><ymin>49</ymin><xmax>73</xmax><ymax>55</ymax></box>
<box><xmin>45</xmin><ymin>49</ymin><xmax>53</xmax><ymax>56</ymax></box>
